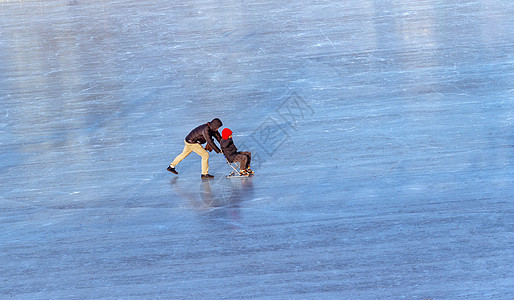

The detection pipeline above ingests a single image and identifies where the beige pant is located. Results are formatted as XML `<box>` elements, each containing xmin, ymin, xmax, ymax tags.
<box><xmin>170</xmin><ymin>141</ymin><xmax>210</xmax><ymax>175</ymax></box>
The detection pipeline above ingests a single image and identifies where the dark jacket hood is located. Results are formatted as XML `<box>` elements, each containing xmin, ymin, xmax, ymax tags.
<box><xmin>209</xmin><ymin>118</ymin><xmax>222</xmax><ymax>130</ymax></box>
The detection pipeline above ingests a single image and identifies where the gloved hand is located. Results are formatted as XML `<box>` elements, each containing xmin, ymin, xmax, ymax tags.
<box><xmin>205</xmin><ymin>143</ymin><xmax>213</xmax><ymax>152</ymax></box>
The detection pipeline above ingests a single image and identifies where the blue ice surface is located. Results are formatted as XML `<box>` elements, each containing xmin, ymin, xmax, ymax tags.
<box><xmin>1</xmin><ymin>0</ymin><xmax>513</xmax><ymax>298</ymax></box>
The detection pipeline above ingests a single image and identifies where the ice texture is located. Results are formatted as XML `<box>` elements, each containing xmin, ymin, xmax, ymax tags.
<box><xmin>1</xmin><ymin>0</ymin><xmax>513</xmax><ymax>298</ymax></box>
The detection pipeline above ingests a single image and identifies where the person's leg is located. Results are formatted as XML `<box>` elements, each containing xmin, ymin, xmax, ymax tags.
<box><xmin>233</xmin><ymin>153</ymin><xmax>248</xmax><ymax>170</ymax></box>
<box><xmin>170</xmin><ymin>141</ymin><xmax>193</xmax><ymax>167</ymax></box>
<box><xmin>190</xmin><ymin>143</ymin><xmax>210</xmax><ymax>175</ymax></box>
<box><xmin>241</xmin><ymin>151</ymin><xmax>251</xmax><ymax>168</ymax></box>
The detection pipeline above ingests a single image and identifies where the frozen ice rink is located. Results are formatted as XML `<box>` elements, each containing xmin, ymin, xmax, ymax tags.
<box><xmin>1</xmin><ymin>0</ymin><xmax>513</xmax><ymax>298</ymax></box>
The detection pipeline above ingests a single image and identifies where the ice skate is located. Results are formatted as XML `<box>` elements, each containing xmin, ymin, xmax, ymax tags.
<box><xmin>167</xmin><ymin>166</ymin><xmax>178</xmax><ymax>175</ymax></box>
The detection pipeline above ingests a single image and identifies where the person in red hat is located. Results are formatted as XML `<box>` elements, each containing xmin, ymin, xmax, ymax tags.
<box><xmin>220</xmin><ymin>128</ymin><xmax>253</xmax><ymax>175</ymax></box>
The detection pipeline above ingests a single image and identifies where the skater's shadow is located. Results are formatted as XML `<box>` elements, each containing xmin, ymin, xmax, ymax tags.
<box><xmin>200</xmin><ymin>177</ymin><xmax>254</xmax><ymax>208</ymax></box>
<box><xmin>170</xmin><ymin>176</ymin><xmax>254</xmax><ymax>210</ymax></box>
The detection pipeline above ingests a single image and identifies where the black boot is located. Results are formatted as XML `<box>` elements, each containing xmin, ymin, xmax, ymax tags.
<box><xmin>201</xmin><ymin>174</ymin><xmax>214</xmax><ymax>179</ymax></box>
<box><xmin>167</xmin><ymin>166</ymin><xmax>178</xmax><ymax>175</ymax></box>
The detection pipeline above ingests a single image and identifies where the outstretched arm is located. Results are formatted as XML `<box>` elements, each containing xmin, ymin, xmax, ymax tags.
<box><xmin>203</xmin><ymin>127</ymin><xmax>221</xmax><ymax>153</ymax></box>
<box><xmin>213</xmin><ymin>130</ymin><xmax>222</xmax><ymax>143</ymax></box>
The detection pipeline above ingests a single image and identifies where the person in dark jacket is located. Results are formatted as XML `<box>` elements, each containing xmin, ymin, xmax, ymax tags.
<box><xmin>167</xmin><ymin>118</ymin><xmax>222</xmax><ymax>178</ymax></box>
<box><xmin>220</xmin><ymin>128</ymin><xmax>253</xmax><ymax>175</ymax></box>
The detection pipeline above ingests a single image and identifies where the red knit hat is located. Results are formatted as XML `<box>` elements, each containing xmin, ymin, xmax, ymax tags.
<box><xmin>222</xmin><ymin>128</ymin><xmax>232</xmax><ymax>140</ymax></box>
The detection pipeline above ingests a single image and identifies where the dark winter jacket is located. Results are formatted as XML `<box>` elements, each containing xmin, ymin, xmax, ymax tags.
<box><xmin>185</xmin><ymin>121</ymin><xmax>222</xmax><ymax>153</ymax></box>
<box><xmin>221</xmin><ymin>137</ymin><xmax>238</xmax><ymax>161</ymax></box>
